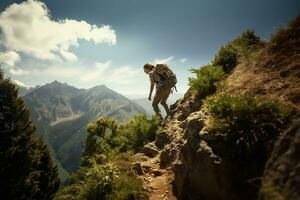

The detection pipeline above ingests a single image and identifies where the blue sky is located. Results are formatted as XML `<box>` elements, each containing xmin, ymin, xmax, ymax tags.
<box><xmin>0</xmin><ymin>0</ymin><xmax>299</xmax><ymax>98</ymax></box>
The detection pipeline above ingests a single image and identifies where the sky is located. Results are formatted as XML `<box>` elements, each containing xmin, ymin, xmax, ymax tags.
<box><xmin>0</xmin><ymin>0</ymin><xmax>299</xmax><ymax>98</ymax></box>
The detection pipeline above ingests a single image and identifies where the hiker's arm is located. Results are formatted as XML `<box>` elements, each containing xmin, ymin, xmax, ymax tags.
<box><xmin>148</xmin><ymin>76</ymin><xmax>155</xmax><ymax>100</ymax></box>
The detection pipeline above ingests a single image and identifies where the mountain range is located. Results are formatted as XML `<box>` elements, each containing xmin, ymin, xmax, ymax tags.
<box><xmin>20</xmin><ymin>81</ymin><xmax>147</xmax><ymax>181</ymax></box>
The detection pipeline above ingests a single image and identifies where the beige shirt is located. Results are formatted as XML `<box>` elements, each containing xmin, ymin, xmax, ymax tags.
<box><xmin>149</xmin><ymin>70</ymin><xmax>163</xmax><ymax>89</ymax></box>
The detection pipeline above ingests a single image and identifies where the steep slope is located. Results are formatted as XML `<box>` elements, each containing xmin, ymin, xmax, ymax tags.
<box><xmin>23</xmin><ymin>81</ymin><xmax>146</xmax><ymax>180</ymax></box>
<box><xmin>143</xmin><ymin>15</ymin><xmax>300</xmax><ymax>200</ymax></box>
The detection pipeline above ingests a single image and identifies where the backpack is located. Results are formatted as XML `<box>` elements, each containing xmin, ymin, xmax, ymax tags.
<box><xmin>154</xmin><ymin>64</ymin><xmax>177</xmax><ymax>91</ymax></box>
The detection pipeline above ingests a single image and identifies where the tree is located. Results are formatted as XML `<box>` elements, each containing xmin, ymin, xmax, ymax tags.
<box><xmin>0</xmin><ymin>70</ymin><xmax>60</xmax><ymax>200</ymax></box>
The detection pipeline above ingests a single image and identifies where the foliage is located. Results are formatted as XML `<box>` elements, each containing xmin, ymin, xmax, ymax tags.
<box><xmin>188</xmin><ymin>64</ymin><xmax>225</xmax><ymax>96</ymax></box>
<box><xmin>108</xmin><ymin>173</ymin><xmax>147</xmax><ymax>200</ymax></box>
<box><xmin>202</xmin><ymin>93</ymin><xmax>293</xmax><ymax>158</ymax></box>
<box><xmin>118</xmin><ymin>114</ymin><xmax>161</xmax><ymax>151</ymax></box>
<box><xmin>269</xmin><ymin>14</ymin><xmax>300</xmax><ymax>51</ymax></box>
<box><xmin>0</xmin><ymin>73</ymin><xmax>60</xmax><ymax>199</ymax></box>
<box><xmin>56</xmin><ymin>114</ymin><xmax>159</xmax><ymax>199</ymax></box>
<box><xmin>54</xmin><ymin>160</ymin><xmax>116</xmax><ymax>200</ymax></box>
<box><xmin>213</xmin><ymin>30</ymin><xmax>261</xmax><ymax>73</ymax></box>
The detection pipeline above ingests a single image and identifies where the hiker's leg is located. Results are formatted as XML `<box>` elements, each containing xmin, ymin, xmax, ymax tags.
<box><xmin>161</xmin><ymin>101</ymin><xmax>170</xmax><ymax>116</ymax></box>
<box><xmin>152</xmin><ymin>99</ymin><xmax>161</xmax><ymax>116</ymax></box>
<box><xmin>160</xmin><ymin>87</ymin><xmax>171</xmax><ymax>116</ymax></box>
<box><xmin>152</xmin><ymin>88</ymin><xmax>164</xmax><ymax>117</ymax></box>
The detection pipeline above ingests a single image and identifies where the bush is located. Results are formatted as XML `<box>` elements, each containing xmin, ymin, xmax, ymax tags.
<box><xmin>202</xmin><ymin>93</ymin><xmax>293</xmax><ymax>158</ymax></box>
<box><xmin>269</xmin><ymin>14</ymin><xmax>300</xmax><ymax>51</ymax></box>
<box><xmin>55</xmin><ymin>160</ymin><xmax>116</xmax><ymax>200</ymax></box>
<box><xmin>108</xmin><ymin>174</ymin><xmax>147</xmax><ymax>200</ymax></box>
<box><xmin>56</xmin><ymin>156</ymin><xmax>147</xmax><ymax>200</ymax></box>
<box><xmin>212</xmin><ymin>45</ymin><xmax>238</xmax><ymax>73</ymax></box>
<box><xmin>56</xmin><ymin>114</ymin><xmax>161</xmax><ymax>199</ymax></box>
<box><xmin>213</xmin><ymin>30</ymin><xmax>261</xmax><ymax>73</ymax></box>
<box><xmin>118</xmin><ymin>114</ymin><xmax>161</xmax><ymax>151</ymax></box>
<box><xmin>188</xmin><ymin>64</ymin><xmax>225</xmax><ymax>97</ymax></box>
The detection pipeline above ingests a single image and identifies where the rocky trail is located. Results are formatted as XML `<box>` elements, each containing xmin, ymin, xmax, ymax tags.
<box><xmin>130</xmin><ymin>91</ymin><xmax>201</xmax><ymax>200</ymax></box>
<box><xmin>141</xmin><ymin>156</ymin><xmax>176</xmax><ymax>200</ymax></box>
<box><xmin>132</xmin><ymin>152</ymin><xmax>177</xmax><ymax>200</ymax></box>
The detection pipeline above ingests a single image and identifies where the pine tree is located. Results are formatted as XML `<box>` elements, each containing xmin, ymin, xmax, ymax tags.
<box><xmin>0</xmin><ymin>69</ymin><xmax>60</xmax><ymax>200</ymax></box>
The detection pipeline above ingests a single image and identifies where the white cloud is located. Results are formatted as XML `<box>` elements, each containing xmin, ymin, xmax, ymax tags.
<box><xmin>153</xmin><ymin>56</ymin><xmax>174</xmax><ymax>64</ymax></box>
<box><xmin>30</xmin><ymin>65</ymin><xmax>82</xmax><ymax>78</ymax></box>
<box><xmin>59</xmin><ymin>49</ymin><xmax>78</xmax><ymax>62</ymax></box>
<box><xmin>0</xmin><ymin>0</ymin><xmax>117</xmax><ymax>62</ymax></box>
<box><xmin>0</xmin><ymin>50</ymin><xmax>21</xmax><ymax>67</ymax></box>
<box><xmin>105</xmin><ymin>66</ymin><xmax>140</xmax><ymax>84</ymax></box>
<box><xmin>12</xmin><ymin>79</ymin><xmax>28</xmax><ymax>87</ymax></box>
<box><xmin>180</xmin><ymin>58</ymin><xmax>187</xmax><ymax>63</ymax></box>
<box><xmin>80</xmin><ymin>61</ymin><xmax>111</xmax><ymax>81</ymax></box>
<box><xmin>79</xmin><ymin>61</ymin><xmax>139</xmax><ymax>84</ymax></box>
<box><xmin>8</xmin><ymin>59</ymin><xmax>139</xmax><ymax>86</ymax></box>
<box><xmin>9</xmin><ymin>68</ymin><xmax>29</xmax><ymax>76</ymax></box>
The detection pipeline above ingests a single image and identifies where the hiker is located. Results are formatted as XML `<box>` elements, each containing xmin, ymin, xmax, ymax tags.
<box><xmin>143</xmin><ymin>63</ymin><xmax>177</xmax><ymax>120</ymax></box>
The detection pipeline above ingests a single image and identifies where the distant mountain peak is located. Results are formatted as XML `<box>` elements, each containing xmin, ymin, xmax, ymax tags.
<box><xmin>90</xmin><ymin>84</ymin><xmax>107</xmax><ymax>90</ymax></box>
<box><xmin>88</xmin><ymin>84</ymin><xmax>114</xmax><ymax>94</ymax></box>
<box><xmin>48</xmin><ymin>80</ymin><xmax>67</xmax><ymax>86</ymax></box>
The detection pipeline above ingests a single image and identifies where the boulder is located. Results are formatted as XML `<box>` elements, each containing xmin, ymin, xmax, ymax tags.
<box><xmin>260</xmin><ymin>119</ymin><xmax>300</xmax><ymax>200</ymax></box>
<box><xmin>132</xmin><ymin>162</ymin><xmax>144</xmax><ymax>175</ymax></box>
<box><xmin>133</xmin><ymin>153</ymin><xmax>149</xmax><ymax>161</ymax></box>
<box><xmin>155</xmin><ymin>130</ymin><xmax>172</xmax><ymax>149</ymax></box>
<box><xmin>143</xmin><ymin>142</ymin><xmax>159</xmax><ymax>157</ymax></box>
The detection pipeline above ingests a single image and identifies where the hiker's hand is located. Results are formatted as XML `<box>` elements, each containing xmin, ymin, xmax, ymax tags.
<box><xmin>148</xmin><ymin>96</ymin><xmax>151</xmax><ymax>101</ymax></box>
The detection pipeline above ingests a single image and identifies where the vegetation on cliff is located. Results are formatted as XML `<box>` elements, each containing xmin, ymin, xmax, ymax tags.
<box><xmin>169</xmin><ymin>14</ymin><xmax>300</xmax><ymax>200</ymax></box>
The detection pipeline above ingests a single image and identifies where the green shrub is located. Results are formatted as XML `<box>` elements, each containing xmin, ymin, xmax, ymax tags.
<box><xmin>56</xmin><ymin>155</ymin><xmax>147</xmax><ymax>200</ymax></box>
<box><xmin>118</xmin><ymin>114</ymin><xmax>161</xmax><ymax>151</ymax></box>
<box><xmin>269</xmin><ymin>14</ymin><xmax>300</xmax><ymax>51</ymax></box>
<box><xmin>188</xmin><ymin>64</ymin><xmax>225</xmax><ymax>96</ymax></box>
<box><xmin>55</xmin><ymin>160</ymin><xmax>116</xmax><ymax>200</ymax></box>
<box><xmin>56</xmin><ymin>115</ymin><xmax>160</xmax><ymax>199</ymax></box>
<box><xmin>202</xmin><ymin>93</ymin><xmax>293</xmax><ymax>158</ymax></box>
<box><xmin>212</xmin><ymin>45</ymin><xmax>238</xmax><ymax>73</ymax></box>
<box><xmin>108</xmin><ymin>174</ymin><xmax>147</xmax><ymax>200</ymax></box>
<box><xmin>213</xmin><ymin>30</ymin><xmax>261</xmax><ymax>73</ymax></box>
<box><xmin>83</xmin><ymin>114</ymin><xmax>160</xmax><ymax>156</ymax></box>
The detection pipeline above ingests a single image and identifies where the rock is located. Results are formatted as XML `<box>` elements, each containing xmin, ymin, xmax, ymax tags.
<box><xmin>260</xmin><ymin>119</ymin><xmax>300</xmax><ymax>200</ymax></box>
<box><xmin>160</xmin><ymin>142</ymin><xmax>183</xmax><ymax>168</ymax></box>
<box><xmin>183</xmin><ymin>111</ymin><xmax>205</xmax><ymax>138</ymax></box>
<box><xmin>142</xmin><ymin>165</ymin><xmax>152</xmax><ymax>173</ymax></box>
<box><xmin>155</xmin><ymin>130</ymin><xmax>172</xmax><ymax>149</ymax></box>
<box><xmin>150</xmin><ymin>169</ymin><xmax>163</xmax><ymax>177</ymax></box>
<box><xmin>172</xmin><ymin>132</ymin><xmax>236</xmax><ymax>200</ymax></box>
<box><xmin>133</xmin><ymin>153</ymin><xmax>148</xmax><ymax>161</ymax></box>
<box><xmin>143</xmin><ymin>142</ymin><xmax>159</xmax><ymax>157</ymax></box>
<box><xmin>132</xmin><ymin>162</ymin><xmax>143</xmax><ymax>175</ymax></box>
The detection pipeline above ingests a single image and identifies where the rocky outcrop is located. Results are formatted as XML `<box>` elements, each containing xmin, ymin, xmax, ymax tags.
<box><xmin>160</xmin><ymin>98</ymin><xmax>246</xmax><ymax>200</ymax></box>
<box><xmin>151</xmin><ymin>15</ymin><xmax>300</xmax><ymax>200</ymax></box>
<box><xmin>259</xmin><ymin>119</ymin><xmax>300</xmax><ymax>200</ymax></box>
<box><xmin>143</xmin><ymin>142</ymin><xmax>160</xmax><ymax>157</ymax></box>
<box><xmin>156</xmin><ymin>63</ymin><xmax>300</xmax><ymax>200</ymax></box>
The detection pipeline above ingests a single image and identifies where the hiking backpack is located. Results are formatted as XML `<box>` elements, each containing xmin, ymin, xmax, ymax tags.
<box><xmin>154</xmin><ymin>64</ymin><xmax>177</xmax><ymax>91</ymax></box>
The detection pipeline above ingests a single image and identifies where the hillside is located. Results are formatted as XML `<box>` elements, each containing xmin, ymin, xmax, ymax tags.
<box><xmin>151</xmin><ymin>15</ymin><xmax>300</xmax><ymax>200</ymax></box>
<box><xmin>53</xmin><ymin>15</ymin><xmax>300</xmax><ymax>200</ymax></box>
<box><xmin>22</xmin><ymin>81</ymin><xmax>146</xmax><ymax>181</ymax></box>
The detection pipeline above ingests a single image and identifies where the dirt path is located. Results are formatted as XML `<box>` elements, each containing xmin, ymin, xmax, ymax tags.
<box><xmin>140</xmin><ymin>156</ymin><xmax>177</xmax><ymax>200</ymax></box>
